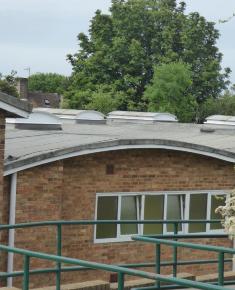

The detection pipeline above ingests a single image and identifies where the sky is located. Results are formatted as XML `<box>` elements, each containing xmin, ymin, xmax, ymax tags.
<box><xmin>0</xmin><ymin>0</ymin><xmax>235</xmax><ymax>84</ymax></box>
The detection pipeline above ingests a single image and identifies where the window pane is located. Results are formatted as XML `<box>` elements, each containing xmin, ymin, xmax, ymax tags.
<box><xmin>120</xmin><ymin>196</ymin><xmax>138</xmax><ymax>235</ymax></box>
<box><xmin>96</xmin><ymin>196</ymin><xmax>118</xmax><ymax>239</ymax></box>
<box><xmin>189</xmin><ymin>194</ymin><xmax>207</xmax><ymax>233</ymax></box>
<box><xmin>167</xmin><ymin>195</ymin><xmax>183</xmax><ymax>232</ymax></box>
<box><xmin>144</xmin><ymin>195</ymin><xmax>164</xmax><ymax>235</ymax></box>
<box><xmin>210</xmin><ymin>195</ymin><xmax>225</xmax><ymax>230</ymax></box>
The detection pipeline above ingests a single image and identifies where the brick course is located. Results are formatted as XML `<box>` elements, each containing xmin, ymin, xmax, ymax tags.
<box><xmin>3</xmin><ymin>149</ymin><xmax>235</xmax><ymax>287</ymax></box>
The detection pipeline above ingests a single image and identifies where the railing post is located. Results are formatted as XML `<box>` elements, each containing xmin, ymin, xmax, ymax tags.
<box><xmin>218</xmin><ymin>252</ymin><xmax>224</xmax><ymax>286</ymax></box>
<box><xmin>173</xmin><ymin>223</ymin><xmax>178</xmax><ymax>277</ymax></box>
<box><xmin>56</xmin><ymin>224</ymin><xmax>62</xmax><ymax>290</ymax></box>
<box><xmin>23</xmin><ymin>255</ymin><xmax>30</xmax><ymax>290</ymax></box>
<box><xmin>156</xmin><ymin>244</ymin><xmax>161</xmax><ymax>289</ymax></box>
<box><xmin>117</xmin><ymin>272</ymin><xmax>124</xmax><ymax>290</ymax></box>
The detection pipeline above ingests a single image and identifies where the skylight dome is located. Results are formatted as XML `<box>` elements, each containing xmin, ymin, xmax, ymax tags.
<box><xmin>13</xmin><ymin>111</ymin><xmax>62</xmax><ymax>130</ymax></box>
<box><xmin>205</xmin><ymin>115</ymin><xmax>235</xmax><ymax>126</ymax></box>
<box><xmin>107</xmin><ymin>111</ymin><xmax>178</xmax><ymax>124</ymax></box>
<box><xmin>33</xmin><ymin>108</ymin><xmax>105</xmax><ymax>124</ymax></box>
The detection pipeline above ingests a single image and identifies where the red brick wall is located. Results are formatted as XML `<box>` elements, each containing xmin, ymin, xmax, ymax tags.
<box><xmin>6</xmin><ymin>149</ymin><xmax>235</xmax><ymax>287</ymax></box>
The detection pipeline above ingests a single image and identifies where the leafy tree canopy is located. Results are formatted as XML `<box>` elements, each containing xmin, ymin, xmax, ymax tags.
<box><xmin>0</xmin><ymin>71</ymin><xmax>18</xmax><ymax>97</ymax></box>
<box><xmin>64</xmin><ymin>0</ymin><xmax>230</xmax><ymax>117</ymax></box>
<box><xmin>28</xmin><ymin>73</ymin><xmax>69</xmax><ymax>94</ymax></box>
<box><xmin>199</xmin><ymin>88</ymin><xmax>235</xmax><ymax>122</ymax></box>
<box><xmin>145</xmin><ymin>62</ymin><xmax>196</xmax><ymax>122</ymax></box>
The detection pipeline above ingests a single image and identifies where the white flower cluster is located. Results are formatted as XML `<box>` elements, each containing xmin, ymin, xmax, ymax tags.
<box><xmin>215</xmin><ymin>190</ymin><xmax>235</xmax><ymax>239</ymax></box>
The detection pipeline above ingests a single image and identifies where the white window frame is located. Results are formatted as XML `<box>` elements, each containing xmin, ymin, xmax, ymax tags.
<box><xmin>163</xmin><ymin>194</ymin><xmax>185</xmax><ymax>234</ymax></box>
<box><xmin>94</xmin><ymin>190</ymin><xmax>228</xmax><ymax>243</ymax></box>
<box><xmin>207</xmin><ymin>193</ymin><xmax>226</xmax><ymax>233</ymax></box>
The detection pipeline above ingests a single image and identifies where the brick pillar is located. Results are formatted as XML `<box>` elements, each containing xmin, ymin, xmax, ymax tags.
<box><xmin>16</xmin><ymin>78</ymin><xmax>28</xmax><ymax>99</ymax></box>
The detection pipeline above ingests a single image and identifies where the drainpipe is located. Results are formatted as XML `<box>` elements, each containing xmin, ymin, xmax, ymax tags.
<box><xmin>233</xmin><ymin>239</ymin><xmax>235</xmax><ymax>271</ymax></box>
<box><xmin>7</xmin><ymin>172</ymin><xmax>17</xmax><ymax>287</ymax></box>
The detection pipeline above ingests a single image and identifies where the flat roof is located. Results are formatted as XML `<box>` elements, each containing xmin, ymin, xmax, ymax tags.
<box><xmin>0</xmin><ymin>92</ymin><xmax>32</xmax><ymax>117</ymax></box>
<box><xmin>4</xmin><ymin>122</ymin><xmax>235</xmax><ymax>175</ymax></box>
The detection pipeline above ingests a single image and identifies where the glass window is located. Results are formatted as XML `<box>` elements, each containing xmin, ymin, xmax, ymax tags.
<box><xmin>189</xmin><ymin>194</ymin><xmax>207</xmax><ymax>233</ymax></box>
<box><xmin>167</xmin><ymin>195</ymin><xmax>184</xmax><ymax>232</ymax></box>
<box><xmin>96</xmin><ymin>196</ymin><xmax>118</xmax><ymax>239</ymax></box>
<box><xmin>144</xmin><ymin>195</ymin><xmax>164</xmax><ymax>235</ymax></box>
<box><xmin>210</xmin><ymin>195</ymin><xmax>226</xmax><ymax>230</ymax></box>
<box><xmin>120</xmin><ymin>196</ymin><xmax>138</xmax><ymax>235</ymax></box>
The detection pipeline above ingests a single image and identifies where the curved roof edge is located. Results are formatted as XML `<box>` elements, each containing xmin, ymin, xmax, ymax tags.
<box><xmin>4</xmin><ymin>139</ymin><xmax>235</xmax><ymax>176</ymax></box>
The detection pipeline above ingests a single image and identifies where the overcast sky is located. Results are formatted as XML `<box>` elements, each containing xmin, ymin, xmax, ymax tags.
<box><xmin>0</xmin><ymin>0</ymin><xmax>235</xmax><ymax>84</ymax></box>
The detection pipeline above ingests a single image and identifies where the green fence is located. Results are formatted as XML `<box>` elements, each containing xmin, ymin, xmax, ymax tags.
<box><xmin>0</xmin><ymin>220</ymin><xmax>232</xmax><ymax>290</ymax></box>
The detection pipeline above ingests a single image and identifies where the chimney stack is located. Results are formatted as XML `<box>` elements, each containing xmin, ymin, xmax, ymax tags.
<box><xmin>16</xmin><ymin>78</ymin><xmax>28</xmax><ymax>99</ymax></box>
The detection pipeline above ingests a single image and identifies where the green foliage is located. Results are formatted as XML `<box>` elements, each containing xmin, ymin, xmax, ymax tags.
<box><xmin>28</xmin><ymin>73</ymin><xmax>69</xmax><ymax>94</ymax></box>
<box><xmin>64</xmin><ymin>0</ymin><xmax>230</xmax><ymax>116</ymax></box>
<box><xmin>63</xmin><ymin>85</ymin><xmax>123</xmax><ymax>114</ymax></box>
<box><xmin>145</xmin><ymin>62</ymin><xmax>197</xmax><ymax>122</ymax></box>
<box><xmin>199</xmin><ymin>90</ymin><xmax>235</xmax><ymax>122</ymax></box>
<box><xmin>0</xmin><ymin>71</ymin><xmax>18</xmax><ymax>97</ymax></box>
<box><xmin>85</xmin><ymin>91</ymin><xmax>118</xmax><ymax>115</ymax></box>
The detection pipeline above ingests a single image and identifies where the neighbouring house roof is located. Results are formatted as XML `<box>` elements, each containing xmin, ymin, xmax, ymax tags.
<box><xmin>0</xmin><ymin>91</ymin><xmax>32</xmax><ymax>118</ymax></box>
<box><xmin>27</xmin><ymin>92</ymin><xmax>61</xmax><ymax>108</ymax></box>
<box><xmin>4</xmin><ymin>120</ymin><xmax>235</xmax><ymax>175</ymax></box>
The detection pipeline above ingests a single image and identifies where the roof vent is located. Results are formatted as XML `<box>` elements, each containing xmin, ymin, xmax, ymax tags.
<box><xmin>107</xmin><ymin>111</ymin><xmax>178</xmax><ymax>124</ymax></box>
<box><xmin>200</xmin><ymin>127</ymin><xmax>215</xmax><ymax>133</ymax></box>
<box><xmin>12</xmin><ymin>111</ymin><xmax>62</xmax><ymax>130</ymax></box>
<box><xmin>34</xmin><ymin>108</ymin><xmax>105</xmax><ymax>124</ymax></box>
<box><xmin>205</xmin><ymin>115</ymin><xmax>235</xmax><ymax>126</ymax></box>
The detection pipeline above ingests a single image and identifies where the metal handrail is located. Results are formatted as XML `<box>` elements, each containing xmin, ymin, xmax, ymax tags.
<box><xmin>0</xmin><ymin>244</ymin><xmax>229</xmax><ymax>290</ymax></box>
<box><xmin>132</xmin><ymin>235</ymin><xmax>235</xmax><ymax>289</ymax></box>
<box><xmin>0</xmin><ymin>219</ymin><xmax>230</xmax><ymax>290</ymax></box>
<box><xmin>0</xmin><ymin>219</ymin><xmax>222</xmax><ymax>230</ymax></box>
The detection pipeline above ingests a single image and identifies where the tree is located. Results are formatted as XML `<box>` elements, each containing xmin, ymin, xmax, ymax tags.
<box><xmin>65</xmin><ymin>0</ymin><xmax>230</xmax><ymax>115</ymax></box>
<box><xmin>85</xmin><ymin>85</ymin><xmax>124</xmax><ymax>114</ymax></box>
<box><xmin>63</xmin><ymin>84</ymin><xmax>124</xmax><ymax>114</ymax></box>
<box><xmin>0</xmin><ymin>71</ymin><xmax>18</xmax><ymax>97</ymax></box>
<box><xmin>199</xmin><ymin>89</ymin><xmax>235</xmax><ymax>122</ymax></box>
<box><xmin>28</xmin><ymin>73</ymin><xmax>69</xmax><ymax>94</ymax></box>
<box><xmin>145</xmin><ymin>62</ymin><xmax>196</xmax><ymax>122</ymax></box>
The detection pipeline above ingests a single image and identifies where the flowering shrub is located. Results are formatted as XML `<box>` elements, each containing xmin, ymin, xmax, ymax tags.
<box><xmin>215</xmin><ymin>189</ymin><xmax>235</xmax><ymax>239</ymax></box>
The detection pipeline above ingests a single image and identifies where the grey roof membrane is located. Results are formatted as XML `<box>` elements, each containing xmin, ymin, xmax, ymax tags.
<box><xmin>4</xmin><ymin>122</ymin><xmax>235</xmax><ymax>173</ymax></box>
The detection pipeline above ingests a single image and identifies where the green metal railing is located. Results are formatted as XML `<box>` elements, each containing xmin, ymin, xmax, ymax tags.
<box><xmin>0</xmin><ymin>219</ymin><xmax>232</xmax><ymax>290</ymax></box>
<box><xmin>0</xmin><ymin>243</ymin><xmax>231</xmax><ymax>290</ymax></box>
<box><xmin>132</xmin><ymin>235</ymin><xmax>235</xmax><ymax>289</ymax></box>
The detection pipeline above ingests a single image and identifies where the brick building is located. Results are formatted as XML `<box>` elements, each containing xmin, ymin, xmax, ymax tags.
<box><xmin>16</xmin><ymin>78</ymin><xmax>61</xmax><ymax>108</ymax></box>
<box><xmin>1</xmin><ymin>110</ymin><xmax>235</xmax><ymax>286</ymax></box>
<box><xmin>0</xmin><ymin>92</ymin><xmax>31</xmax><ymax>285</ymax></box>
